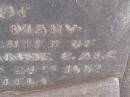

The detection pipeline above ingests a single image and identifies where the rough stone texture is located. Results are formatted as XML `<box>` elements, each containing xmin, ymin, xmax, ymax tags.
<box><xmin>120</xmin><ymin>56</ymin><xmax>130</xmax><ymax>97</ymax></box>
<box><xmin>18</xmin><ymin>77</ymin><xmax>120</xmax><ymax>97</ymax></box>
<box><xmin>0</xmin><ymin>0</ymin><xmax>130</xmax><ymax>92</ymax></box>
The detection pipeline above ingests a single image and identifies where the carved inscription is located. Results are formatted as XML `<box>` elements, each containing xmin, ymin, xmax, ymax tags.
<box><xmin>0</xmin><ymin>0</ymin><xmax>127</xmax><ymax>91</ymax></box>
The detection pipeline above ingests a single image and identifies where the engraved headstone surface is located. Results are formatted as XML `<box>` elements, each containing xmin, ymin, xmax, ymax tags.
<box><xmin>0</xmin><ymin>0</ymin><xmax>130</xmax><ymax>91</ymax></box>
<box><xmin>17</xmin><ymin>77</ymin><xmax>120</xmax><ymax>97</ymax></box>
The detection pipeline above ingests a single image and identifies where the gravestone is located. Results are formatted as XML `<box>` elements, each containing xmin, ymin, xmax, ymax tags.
<box><xmin>0</xmin><ymin>0</ymin><xmax>130</xmax><ymax>91</ymax></box>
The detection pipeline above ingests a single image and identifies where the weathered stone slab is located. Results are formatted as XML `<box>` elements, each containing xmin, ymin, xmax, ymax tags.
<box><xmin>0</xmin><ymin>0</ymin><xmax>130</xmax><ymax>91</ymax></box>
<box><xmin>18</xmin><ymin>77</ymin><xmax>120</xmax><ymax>97</ymax></box>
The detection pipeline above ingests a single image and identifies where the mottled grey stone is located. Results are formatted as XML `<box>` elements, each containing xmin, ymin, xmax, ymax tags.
<box><xmin>19</xmin><ymin>77</ymin><xmax>120</xmax><ymax>97</ymax></box>
<box><xmin>0</xmin><ymin>0</ymin><xmax>130</xmax><ymax>91</ymax></box>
